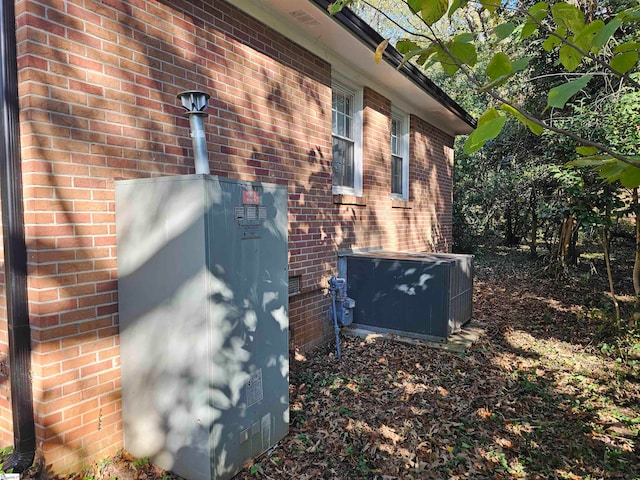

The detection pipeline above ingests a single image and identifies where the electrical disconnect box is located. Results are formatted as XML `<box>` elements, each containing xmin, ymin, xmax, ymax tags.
<box><xmin>116</xmin><ymin>174</ymin><xmax>289</xmax><ymax>480</ymax></box>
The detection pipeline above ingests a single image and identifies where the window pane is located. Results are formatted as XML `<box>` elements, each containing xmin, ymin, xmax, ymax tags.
<box><xmin>332</xmin><ymin>90</ymin><xmax>353</xmax><ymax>139</ymax></box>
<box><xmin>391</xmin><ymin>154</ymin><xmax>402</xmax><ymax>194</ymax></box>
<box><xmin>391</xmin><ymin>118</ymin><xmax>400</xmax><ymax>156</ymax></box>
<box><xmin>334</xmin><ymin>93</ymin><xmax>342</xmax><ymax>113</ymax></box>
<box><xmin>333</xmin><ymin>136</ymin><xmax>354</xmax><ymax>188</ymax></box>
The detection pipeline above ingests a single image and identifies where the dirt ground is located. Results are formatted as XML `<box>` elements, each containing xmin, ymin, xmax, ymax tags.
<box><xmin>19</xmin><ymin>245</ymin><xmax>640</xmax><ymax>479</ymax></box>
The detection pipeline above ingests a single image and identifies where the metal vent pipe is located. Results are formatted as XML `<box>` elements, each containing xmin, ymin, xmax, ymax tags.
<box><xmin>1</xmin><ymin>0</ymin><xmax>36</xmax><ymax>470</ymax></box>
<box><xmin>177</xmin><ymin>91</ymin><xmax>211</xmax><ymax>175</ymax></box>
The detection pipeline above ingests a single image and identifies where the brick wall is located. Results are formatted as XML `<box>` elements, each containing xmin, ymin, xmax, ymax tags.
<box><xmin>7</xmin><ymin>0</ymin><xmax>455</xmax><ymax>471</ymax></box>
<box><xmin>333</xmin><ymin>88</ymin><xmax>454</xmax><ymax>253</ymax></box>
<box><xmin>410</xmin><ymin>115</ymin><xmax>455</xmax><ymax>251</ymax></box>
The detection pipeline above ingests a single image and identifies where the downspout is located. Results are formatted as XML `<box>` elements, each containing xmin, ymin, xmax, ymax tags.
<box><xmin>0</xmin><ymin>0</ymin><xmax>36</xmax><ymax>472</ymax></box>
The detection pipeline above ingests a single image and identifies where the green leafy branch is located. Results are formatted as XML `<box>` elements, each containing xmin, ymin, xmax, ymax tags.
<box><xmin>329</xmin><ymin>0</ymin><xmax>640</xmax><ymax>186</ymax></box>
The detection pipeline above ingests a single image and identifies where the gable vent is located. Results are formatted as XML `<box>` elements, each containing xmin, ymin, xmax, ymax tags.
<box><xmin>288</xmin><ymin>9</ymin><xmax>321</xmax><ymax>27</ymax></box>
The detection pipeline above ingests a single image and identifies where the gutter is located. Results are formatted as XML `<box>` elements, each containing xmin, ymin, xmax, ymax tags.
<box><xmin>310</xmin><ymin>0</ymin><xmax>477</xmax><ymax>130</ymax></box>
<box><xmin>0</xmin><ymin>0</ymin><xmax>36</xmax><ymax>472</ymax></box>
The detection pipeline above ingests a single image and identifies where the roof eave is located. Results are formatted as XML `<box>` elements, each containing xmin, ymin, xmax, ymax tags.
<box><xmin>310</xmin><ymin>0</ymin><xmax>476</xmax><ymax>132</ymax></box>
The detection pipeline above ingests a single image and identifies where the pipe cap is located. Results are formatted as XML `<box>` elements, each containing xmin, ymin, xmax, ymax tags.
<box><xmin>177</xmin><ymin>91</ymin><xmax>210</xmax><ymax>114</ymax></box>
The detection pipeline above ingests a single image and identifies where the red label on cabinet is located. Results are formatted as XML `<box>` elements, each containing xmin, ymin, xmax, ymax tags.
<box><xmin>242</xmin><ymin>190</ymin><xmax>260</xmax><ymax>205</ymax></box>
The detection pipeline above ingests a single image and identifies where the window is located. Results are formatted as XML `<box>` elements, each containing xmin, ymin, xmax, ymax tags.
<box><xmin>332</xmin><ymin>81</ymin><xmax>362</xmax><ymax>195</ymax></box>
<box><xmin>391</xmin><ymin>110</ymin><xmax>409</xmax><ymax>200</ymax></box>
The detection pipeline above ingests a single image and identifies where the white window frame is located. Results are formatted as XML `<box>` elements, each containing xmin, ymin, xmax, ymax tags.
<box><xmin>332</xmin><ymin>78</ymin><xmax>363</xmax><ymax>196</ymax></box>
<box><xmin>391</xmin><ymin>108</ymin><xmax>409</xmax><ymax>200</ymax></box>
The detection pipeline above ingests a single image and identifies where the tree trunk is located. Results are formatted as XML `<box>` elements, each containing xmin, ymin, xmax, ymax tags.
<box><xmin>633</xmin><ymin>188</ymin><xmax>640</xmax><ymax>328</ymax></box>
<box><xmin>505</xmin><ymin>206</ymin><xmax>514</xmax><ymax>247</ymax></box>
<box><xmin>602</xmin><ymin>225</ymin><xmax>621</xmax><ymax>329</ymax></box>
<box><xmin>530</xmin><ymin>186</ymin><xmax>537</xmax><ymax>257</ymax></box>
<box><xmin>558</xmin><ymin>213</ymin><xmax>575</xmax><ymax>268</ymax></box>
<box><xmin>569</xmin><ymin>226</ymin><xmax>579</xmax><ymax>266</ymax></box>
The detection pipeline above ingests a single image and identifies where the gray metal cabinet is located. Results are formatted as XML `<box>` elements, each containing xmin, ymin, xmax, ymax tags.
<box><xmin>346</xmin><ymin>252</ymin><xmax>473</xmax><ymax>342</ymax></box>
<box><xmin>116</xmin><ymin>175</ymin><xmax>288</xmax><ymax>480</ymax></box>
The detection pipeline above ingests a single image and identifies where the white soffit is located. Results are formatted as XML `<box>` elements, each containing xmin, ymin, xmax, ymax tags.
<box><xmin>232</xmin><ymin>0</ymin><xmax>474</xmax><ymax>136</ymax></box>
